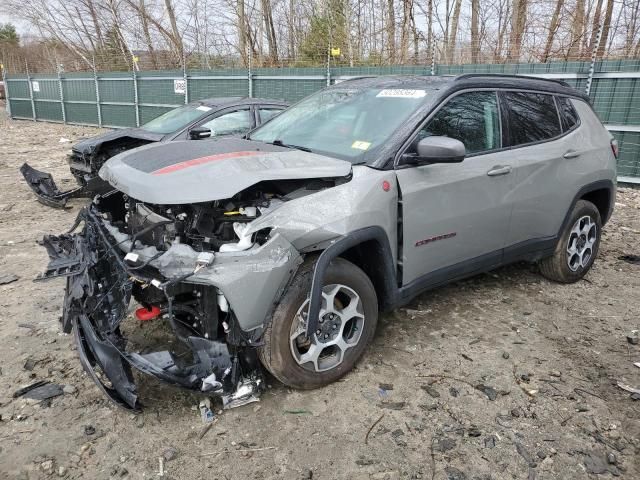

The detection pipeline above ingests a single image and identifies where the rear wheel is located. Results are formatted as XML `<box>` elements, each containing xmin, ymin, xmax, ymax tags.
<box><xmin>258</xmin><ymin>257</ymin><xmax>378</xmax><ymax>389</ymax></box>
<box><xmin>539</xmin><ymin>200</ymin><xmax>602</xmax><ymax>283</ymax></box>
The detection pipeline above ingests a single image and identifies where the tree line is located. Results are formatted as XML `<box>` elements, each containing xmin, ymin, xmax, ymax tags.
<box><xmin>1</xmin><ymin>0</ymin><xmax>639</xmax><ymax>73</ymax></box>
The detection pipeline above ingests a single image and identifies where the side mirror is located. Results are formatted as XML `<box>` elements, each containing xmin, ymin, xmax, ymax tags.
<box><xmin>189</xmin><ymin>127</ymin><xmax>212</xmax><ymax>140</ymax></box>
<box><xmin>403</xmin><ymin>136</ymin><xmax>466</xmax><ymax>165</ymax></box>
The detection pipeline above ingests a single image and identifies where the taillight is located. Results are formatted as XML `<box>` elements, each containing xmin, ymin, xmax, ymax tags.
<box><xmin>611</xmin><ymin>139</ymin><xmax>619</xmax><ymax>159</ymax></box>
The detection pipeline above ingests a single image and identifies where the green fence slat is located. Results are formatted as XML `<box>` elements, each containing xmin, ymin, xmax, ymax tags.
<box><xmin>34</xmin><ymin>101</ymin><xmax>63</xmax><ymax>121</ymax></box>
<box><xmin>4</xmin><ymin>61</ymin><xmax>640</xmax><ymax>179</ymax></box>
<box><xmin>8</xmin><ymin>99</ymin><xmax>33</xmax><ymax>118</ymax></box>
<box><xmin>98</xmin><ymin>78</ymin><xmax>135</xmax><ymax>103</ymax></box>
<box><xmin>31</xmin><ymin>78</ymin><xmax>60</xmax><ymax>101</ymax></box>
<box><xmin>612</xmin><ymin>131</ymin><xmax>640</xmax><ymax>177</ymax></box>
<box><xmin>62</xmin><ymin>79</ymin><xmax>96</xmax><ymax>102</ymax></box>
<box><xmin>64</xmin><ymin>102</ymin><xmax>99</xmax><ymax>125</ymax></box>
<box><xmin>137</xmin><ymin>78</ymin><xmax>184</xmax><ymax>105</ymax></box>
<box><xmin>7</xmin><ymin>80</ymin><xmax>30</xmax><ymax>98</ymax></box>
<box><xmin>101</xmin><ymin>104</ymin><xmax>136</xmax><ymax>127</ymax></box>
<box><xmin>188</xmin><ymin>78</ymin><xmax>248</xmax><ymax>100</ymax></box>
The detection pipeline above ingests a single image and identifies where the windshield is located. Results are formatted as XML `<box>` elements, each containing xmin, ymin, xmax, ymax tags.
<box><xmin>142</xmin><ymin>104</ymin><xmax>212</xmax><ymax>134</ymax></box>
<box><xmin>249</xmin><ymin>87</ymin><xmax>429</xmax><ymax>162</ymax></box>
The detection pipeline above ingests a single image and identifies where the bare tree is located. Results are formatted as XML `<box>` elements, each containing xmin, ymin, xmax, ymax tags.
<box><xmin>138</xmin><ymin>0</ymin><xmax>158</xmax><ymax>69</ymax></box>
<box><xmin>568</xmin><ymin>0</ymin><xmax>586</xmax><ymax>59</ymax></box>
<box><xmin>386</xmin><ymin>0</ymin><xmax>396</xmax><ymax>63</ymax></box>
<box><xmin>446</xmin><ymin>0</ymin><xmax>462</xmax><ymax>62</ymax></box>
<box><xmin>598</xmin><ymin>0</ymin><xmax>614</xmax><ymax>57</ymax></box>
<box><xmin>542</xmin><ymin>0</ymin><xmax>566</xmax><ymax>62</ymax></box>
<box><xmin>508</xmin><ymin>0</ymin><xmax>528</xmax><ymax>60</ymax></box>
<box><xmin>261</xmin><ymin>0</ymin><xmax>278</xmax><ymax>64</ymax></box>
<box><xmin>164</xmin><ymin>0</ymin><xmax>184</xmax><ymax>62</ymax></box>
<box><xmin>471</xmin><ymin>0</ymin><xmax>480</xmax><ymax>63</ymax></box>
<box><xmin>399</xmin><ymin>0</ymin><xmax>413</xmax><ymax>63</ymax></box>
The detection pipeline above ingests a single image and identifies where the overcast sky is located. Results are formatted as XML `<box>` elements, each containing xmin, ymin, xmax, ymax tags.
<box><xmin>0</xmin><ymin>12</ymin><xmax>29</xmax><ymax>34</ymax></box>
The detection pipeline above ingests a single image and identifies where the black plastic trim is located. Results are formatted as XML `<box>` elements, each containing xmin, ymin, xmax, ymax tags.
<box><xmin>558</xmin><ymin>179</ymin><xmax>615</xmax><ymax>227</ymax></box>
<box><xmin>306</xmin><ymin>226</ymin><xmax>398</xmax><ymax>336</ymax></box>
<box><xmin>398</xmin><ymin>250</ymin><xmax>502</xmax><ymax>303</ymax></box>
<box><xmin>454</xmin><ymin>73</ymin><xmax>572</xmax><ymax>88</ymax></box>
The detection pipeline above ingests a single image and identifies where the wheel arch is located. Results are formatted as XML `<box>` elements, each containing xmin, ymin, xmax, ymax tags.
<box><xmin>558</xmin><ymin>180</ymin><xmax>615</xmax><ymax>238</ymax></box>
<box><xmin>580</xmin><ymin>187</ymin><xmax>614</xmax><ymax>225</ymax></box>
<box><xmin>306</xmin><ymin>227</ymin><xmax>398</xmax><ymax>337</ymax></box>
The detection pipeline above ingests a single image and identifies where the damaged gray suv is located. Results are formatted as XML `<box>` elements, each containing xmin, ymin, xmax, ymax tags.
<box><xmin>39</xmin><ymin>75</ymin><xmax>617</xmax><ymax>410</ymax></box>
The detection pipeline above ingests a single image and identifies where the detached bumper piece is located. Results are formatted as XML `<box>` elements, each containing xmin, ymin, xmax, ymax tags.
<box><xmin>20</xmin><ymin>163</ymin><xmax>91</xmax><ymax>209</ymax></box>
<box><xmin>38</xmin><ymin>208</ymin><xmax>263</xmax><ymax>410</ymax></box>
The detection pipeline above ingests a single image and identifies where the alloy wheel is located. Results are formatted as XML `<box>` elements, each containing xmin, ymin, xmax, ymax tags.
<box><xmin>289</xmin><ymin>284</ymin><xmax>365</xmax><ymax>372</ymax></box>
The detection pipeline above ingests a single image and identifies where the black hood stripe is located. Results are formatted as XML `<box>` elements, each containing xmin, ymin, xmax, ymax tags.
<box><xmin>122</xmin><ymin>138</ymin><xmax>287</xmax><ymax>173</ymax></box>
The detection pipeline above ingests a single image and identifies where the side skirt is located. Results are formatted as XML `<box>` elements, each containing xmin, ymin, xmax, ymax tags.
<box><xmin>395</xmin><ymin>235</ymin><xmax>558</xmax><ymax>308</ymax></box>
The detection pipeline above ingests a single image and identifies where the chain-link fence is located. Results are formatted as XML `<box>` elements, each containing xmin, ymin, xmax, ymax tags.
<box><xmin>3</xmin><ymin>58</ymin><xmax>640</xmax><ymax>182</ymax></box>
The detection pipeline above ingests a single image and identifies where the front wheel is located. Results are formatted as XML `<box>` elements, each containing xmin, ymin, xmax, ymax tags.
<box><xmin>258</xmin><ymin>257</ymin><xmax>378</xmax><ymax>389</ymax></box>
<box><xmin>539</xmin><ymin>200</ymin><xmax>602</xmax><ymax>283</ymax></box>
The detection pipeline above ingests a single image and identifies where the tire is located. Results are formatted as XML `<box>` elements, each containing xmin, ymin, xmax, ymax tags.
<box><xmin>258</xmin><ymin>256</ymin><xmax>378</xmax><ymax>389</ymax></box>
<box><xmin>539</xmin><ymin>200</ymin><xmax>602</xmax><ymax>283</ymax></box>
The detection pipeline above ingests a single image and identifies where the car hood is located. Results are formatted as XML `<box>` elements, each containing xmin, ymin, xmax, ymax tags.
<box><xmin>73</xmin><ymin>128</ymin><xmax>166</xmax><ymax>155</ymax></box>
<box><xmin>99</xmin><ymin>138</ymin><xmax>353</xmax><ymax>204</ymax></box>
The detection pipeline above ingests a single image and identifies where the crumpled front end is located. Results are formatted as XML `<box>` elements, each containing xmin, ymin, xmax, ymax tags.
<box><xmin>39</xmin><ymin>197</ymin><xmax>302</xmax><ymax>410</ymax></box>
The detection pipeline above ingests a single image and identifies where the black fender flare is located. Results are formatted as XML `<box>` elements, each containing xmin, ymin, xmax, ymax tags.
<box><xmin>557</xmin><ymin>179</ymin><xmax>615</xmax><ymax>236</ymax></box>
<box><xmin>306</xmin><ymin>226</ymin><xmax>398</xmax><ymax>337</ymax></box>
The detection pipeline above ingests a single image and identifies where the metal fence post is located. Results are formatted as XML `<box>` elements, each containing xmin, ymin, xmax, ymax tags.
<box><xmin>585</xmin><ymin>23</ymin><xmax>603</xmax><ymax>96</ymax></box>
<box><xmin>93</xmin><ymin>60</ymin><xmax>102</xmax><ymax>127</ymax></box>
<box><xmin>0</xmin><ymin>63</ymin><xmax>9</xmax><ymax>117</ymax></box>
<box><xmin>183</xmin><ymin>55</ymin><xmax>189</xmax><ymax>104</ymax></box>
<box><xmin>25</xmin><ymin>61</ymin><xmax>36</xmax><ymax>121</ymax></box>
<box><xmin>57</xmin><ymin>64</ymin><xmax>66</xmax><ymax>124</ymax></box>
<box><xmin>247</xmin><ymin>50</ymin><xmax>253</xmax><ymax>98</ymax></box>
<box><xmin>133</xmin><ymin>68</ymin><xmax>140</xmax><ymax>127</ymax></box>
<box><xmin>326</xmin><ymin>46</ymin><xmax>331</xmax><ymax>86</ymax></box>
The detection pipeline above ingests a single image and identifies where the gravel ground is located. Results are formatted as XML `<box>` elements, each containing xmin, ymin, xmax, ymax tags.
<box><xmin>1</xmin><ymin>107</ymin><xmax>639</xmax><ymax>480</ymax></box>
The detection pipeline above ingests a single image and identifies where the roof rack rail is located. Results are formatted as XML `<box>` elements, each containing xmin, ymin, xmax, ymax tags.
<box><xmin>334</xmin><ymin>75</ymin><xmax>377</xmax><ymax>83</ymax></box>
<box><xmin>454</xmin><ymin>73</ymin><xmax>571</xmax><ymax>88</ymax></box>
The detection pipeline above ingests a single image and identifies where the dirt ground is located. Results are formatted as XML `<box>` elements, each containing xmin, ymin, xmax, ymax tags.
<box><xmin>0</xmin><ymin>105</ymin><xmax>639</xmax><ymax>480</ymax></box>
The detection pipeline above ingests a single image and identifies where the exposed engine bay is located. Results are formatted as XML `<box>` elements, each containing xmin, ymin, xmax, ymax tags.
<box><xmin>99</xmin><ymin>178</ymin><xmax>333</xmax><ymax>254</ymax></box>
<box><xmin>36</xmin><ymin>176</ymin><xmax>346</xmax><ymax>410</ymax></box>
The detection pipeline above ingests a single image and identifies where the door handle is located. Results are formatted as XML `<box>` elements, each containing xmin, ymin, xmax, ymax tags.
<box><xmin>487</xmin><ymin>165</ymin><xmax>512</xmax><ymax>176</ymax></box>
<box><xmin>563</xmin><ymin>150</ymin><xmax>581</xmax><ymax>159</ymax></box>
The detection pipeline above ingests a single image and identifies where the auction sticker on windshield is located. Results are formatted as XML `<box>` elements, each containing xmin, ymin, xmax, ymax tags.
<box><xmin>351</xmin><ymin>141</ymin><xmax>371</xmax><ymax>150</ymax></box>
<box><xmin>376</xmin><ymin>89</ymin><xmax>426</xmax><ymax>98</ymax></box>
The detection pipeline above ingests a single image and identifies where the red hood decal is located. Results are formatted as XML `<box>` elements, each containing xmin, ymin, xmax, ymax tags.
<box><xmin>152</xmin><ymin>151</ymin><xmax>265</xmax><ymax>175</ymax></box>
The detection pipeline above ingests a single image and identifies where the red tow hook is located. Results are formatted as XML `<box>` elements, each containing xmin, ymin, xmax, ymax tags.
<box><xmin>135</xmin><ymin>305</ymin><xmax>161</xmax><ymax>321</ymax></box>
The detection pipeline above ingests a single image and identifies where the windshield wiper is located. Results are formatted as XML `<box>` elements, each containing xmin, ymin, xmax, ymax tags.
<box><xmin>270</xmin><ymin>139</ymin><xmax>312</xmax><ymax>152</ymax></box>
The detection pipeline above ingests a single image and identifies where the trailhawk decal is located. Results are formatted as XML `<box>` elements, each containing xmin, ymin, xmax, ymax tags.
<box><xmin>152</xmin><ymin>151</ymin><xmax>265</xmax><ymax>175</ymax></box>
<box><xmin>415</xmin><ymin>232</ymin><xmax>457</xmax><ymax>247</ymax></box>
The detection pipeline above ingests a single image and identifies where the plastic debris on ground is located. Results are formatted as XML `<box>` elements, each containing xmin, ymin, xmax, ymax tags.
<box><xmin>199</xmin><ymin>399</ymin><xmax>215</xmax><ymax>423</ymax></box>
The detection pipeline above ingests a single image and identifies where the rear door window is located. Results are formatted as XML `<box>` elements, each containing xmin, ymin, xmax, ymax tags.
<box><xmin>258</xmin><ymin>107</ymin><xmax>284</xmax><ymax>123</ymax></box>
<box><xmin>199</xmin><ymin>109</ymin><xmax>253</xmax><ymax>136</ymax></box>
<box><xmin>503</xmin><ymin>92</ymin><xmax>561</xmax><ymax>146</ymax></box>
<box><xmin>556</xmin><ymin>96</ymin><xmax>579</xmax><ymax>132</ymax></box>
